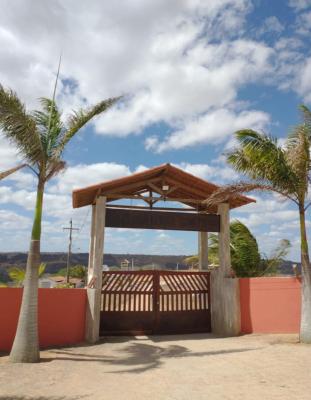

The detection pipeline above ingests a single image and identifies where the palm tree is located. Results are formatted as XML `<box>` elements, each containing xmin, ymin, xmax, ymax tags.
<box><xmin>208</xmin><ymin>220</ymin><xmax>261</xmax><ymax>277</ymax></box>
<box><xmin>185</xmin><ymin>220</ymin><xmax>289</xmax><ymax>277</ymax></box>
<box><xmin>0</xmin><ymin>83</ymin><xmax>120</xmax><ymax>362</ymax></box>
<box><xmin>205</xmin><ymin>106</ymin><xmax>311</xmax><ymax>343</ymax></box>
<box><xmin>185</xmin><ymin>220</ymin><xmax>260</xmax><ymax>273</ymax></box>
<box><xmin>9</xmin><ymin>263</ymin><xmax>46</xmax><ymax>287</ymax></box>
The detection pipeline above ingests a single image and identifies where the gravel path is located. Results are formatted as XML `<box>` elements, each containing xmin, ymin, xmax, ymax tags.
<box><xmin>0</xmin><ymin>333</ymin><xmax>310</xmax><ymax>400</ymax></box>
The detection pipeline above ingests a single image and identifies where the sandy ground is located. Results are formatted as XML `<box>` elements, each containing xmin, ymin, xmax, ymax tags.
<box><xmin>0</xmin><ymin>333</ymin><xmax>310</xmax><ymax>400</ymax></box>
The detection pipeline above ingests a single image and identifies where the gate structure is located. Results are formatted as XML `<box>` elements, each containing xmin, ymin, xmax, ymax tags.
<box><xmin>72</xmin><ymin>164</ymin><xmax>254</xmax><ymax>341</ymax></box>
<box><xmin>100</xmin><ymin>270</ymin><xmax>211</xmax><ymax>335</ymax></box>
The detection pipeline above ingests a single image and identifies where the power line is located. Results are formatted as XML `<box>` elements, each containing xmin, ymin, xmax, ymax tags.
<box><xmin>71</xmin><ymin>207</ymin><xmax>91</xmax><ymax>251</ymax></box>
<box><xmin>63</xmin><ymin>219</ymin><xmax>79</xmax><ymax>284</ymax></box>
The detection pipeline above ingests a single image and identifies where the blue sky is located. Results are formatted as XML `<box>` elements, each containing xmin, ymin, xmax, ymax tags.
<box><xmin>0</xmin><ymin>0</ymin><xmax>311</xmax><ymax>261</ymax></box>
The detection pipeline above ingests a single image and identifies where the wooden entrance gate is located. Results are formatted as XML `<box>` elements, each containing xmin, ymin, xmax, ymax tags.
<box><xmin>100</xmin><ymin>270</ymin><xmax>211</xmax><ymax>335</ymax></box>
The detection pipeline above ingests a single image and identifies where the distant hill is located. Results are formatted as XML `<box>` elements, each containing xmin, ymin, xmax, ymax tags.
<box><xmin>0</xmin><ymin>252</ymin><xmax>301</xmax><ymax>283</ymax></box>
<box><xmin>0</xmin><ymin>252</ymin><xmax>189</xmax><ymax>282</ymax></box>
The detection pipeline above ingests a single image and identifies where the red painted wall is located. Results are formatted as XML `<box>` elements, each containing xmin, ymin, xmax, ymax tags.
<box><xmin>240</xmin><ymin>277</ymin><xmax>301</xmax><ymax>333</ymax></box>
<box><xmin>0</xmin><ymin>288</ymin><xmax>86</xmax><ymax>352</ymax></box>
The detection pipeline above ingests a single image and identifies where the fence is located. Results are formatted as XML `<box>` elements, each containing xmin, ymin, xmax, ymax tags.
<box><xmin>0</xmin><ymin>277</ymin><xmax>302</xmax><ymax>352</ymax></box>
<box><xmin>240</xmin><ymin>277</ymin><xmax>301</xmax><ymax>333</ymax></box>
<box><xmin>0</xmin><ymin>288</ymin><xmax>86</xmax><ymax>352</ymax></box>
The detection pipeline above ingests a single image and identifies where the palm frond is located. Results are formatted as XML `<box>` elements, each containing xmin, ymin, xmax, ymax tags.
<box><xmin>8</xmin><ymin>263</ymin><xmax>46</xmax><ymax>287</ymax></box>
<box><xmin>259</xmin><ymin>239</ymin><xmax>291</xmax><ymax>276</ymax></box>
<box><xmin>32</xmin><ymin>98</ymin><xmax>64</xmax><ymax>157</ymax></box>
<box><xmin>45</xmin><ymin>159</ymin><xmax>66</xmax><ymax>182</ymax></box>
<box><xmin>0</xmin><ymin>84</ymin><xmax>43</xmax><ymax>164</ymax></box>
<box><xmin>54</xmin><ymin>96</ymin><xmax>121</xmax><ymax>157</ymax></box>
<box><xmin>0</xmin><ymin>164</ymin><xmax>27</xmax><ymax>180</ymax></box>
<box><xmin>286</xmin><ymin>124</ymin><xmax>310</xmax><ymax>198</ymax></box>
<box><xmin>299</xmin><ymin>104</ymin><xmax>311</xmax><ymax>131</ymax></box>
<box><xmin>227</xmin><ymin>129</ymin><xmax>299</xmax><ymax>197</ymax></box>
<box><xmin>204</xmin><ymin>181</ymin><xmax>298</xmax><ymax>207</ymax></box>
<box><xmin>38</xmin><ymin>263</ymin><xmax>46</xmax><ymax>277</ymax></box>
<box><xmin>8</xmin><ymin>267</ymin><xmax>26</xmax><ymax>286</ymax></box>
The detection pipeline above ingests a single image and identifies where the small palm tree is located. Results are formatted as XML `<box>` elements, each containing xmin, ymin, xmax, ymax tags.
<box><xmin>9</xmin><ymin>263</ymin><xmax>46</xmax><ymax>287</ymax></box>
<box><xmin>208</xmin><ymin>220</ymin><xmax>261</xmax><ymax>277</ymax></box>
<box><xmin>206</xmin><ymin>106</ymin><xmax>311</xmax><ymax>343</ymax></box>
<box><xmin>0</xmin><ymin>83</ymin><xmax>120</xmax><ymax>362</ymax></box>
<box><xmin>185</xmin><ymin>220</ymin><xmax>288</xmax><ymax>277</ymax></box>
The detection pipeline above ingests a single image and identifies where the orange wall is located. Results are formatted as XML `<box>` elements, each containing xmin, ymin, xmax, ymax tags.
<box><xmin>0</xmin><ymin>288</ymin><xmax>86</xmax><ymax>352</ymax></box>
<box><xmin>240</xmin><ymin>277</ymin><xmax>301</xmax><ymax>334</ymax></box>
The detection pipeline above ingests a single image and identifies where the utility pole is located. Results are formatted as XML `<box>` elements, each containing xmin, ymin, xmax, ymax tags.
<box><xmin>63</xmin><ymin>219</ymin><xmax>79</xmax><ymax>284</ymax></box>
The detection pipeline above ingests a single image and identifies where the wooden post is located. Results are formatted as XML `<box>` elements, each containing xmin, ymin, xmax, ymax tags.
<box><xmin>218</xmin><ymin>203</ymin><xmax>231</xmax><ymax>276</ymax></box>
<box><xmin>211</xmin><ymin>203</ymin><xmax>240</xmax><ymax>336</ymax></box>
<box><xmin>85</xmin><ymin>196</ymin><xmax>106</xmax><ymax>343</ymax></box>
<box><xmin>87</xmin><ymin>204</ymin><xmax>96</xmax><ymax>284</ymax></box>
<box><xmin>198</xmin><ymin>232</ymin><xmax>208</xmax><ymax>270</ymax></box>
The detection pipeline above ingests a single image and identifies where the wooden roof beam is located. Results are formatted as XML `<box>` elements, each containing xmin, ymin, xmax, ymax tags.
<box><xmin>165</xmin><ymin>177</ymin><xmax>208</xmax><ymax>200</ymax></box>
<box><xmin>106</xmin><ymin>204</ymin><xmax>199</xmax><ymax>212</ymax></box>
<box><xmin>99</xmin><ymin>176</ymin><xmax>163</xmax><ymax>197</ymax></box>
<box><xmin>106</xmin><ymin>194</ymin><xmax>206</xmax><ymax>204</ymax></box>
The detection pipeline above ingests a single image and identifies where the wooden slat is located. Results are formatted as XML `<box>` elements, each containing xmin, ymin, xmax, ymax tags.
<box><xmin>101</xmin><ymin>270</ymin><xmax>211</xmax><ymax>337</ymax></box>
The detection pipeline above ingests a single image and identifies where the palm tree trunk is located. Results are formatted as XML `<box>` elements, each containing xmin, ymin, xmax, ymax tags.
<box><xmin>9</xmin><ymin>179</ymin><xmax>44</xmax><ymax>363</ymax></box>
<box><xmin>299</xmin><ymin>205</ymin><xmax>311</xmax><ymax>343</ymax></box>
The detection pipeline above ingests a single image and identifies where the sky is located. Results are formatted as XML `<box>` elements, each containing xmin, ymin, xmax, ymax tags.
<box><xmin>0</xmin><ymin>0</ymin><xmax>311</xmax><ymax>261</ymax></box>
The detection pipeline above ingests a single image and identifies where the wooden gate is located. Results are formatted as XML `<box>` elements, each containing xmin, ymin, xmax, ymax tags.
<box><xmin>100</xmin><ymin>270</ymin><xmax>211</xmax><ymax>335</ymax></box>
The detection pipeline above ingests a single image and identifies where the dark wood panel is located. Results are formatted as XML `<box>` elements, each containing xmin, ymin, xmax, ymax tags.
<box><xmin>156</xmin><ymin>310</ymin><xmax>211</xmax><ymax>334</ymax></box>
<box><xmin>100</xmin><ymin>311</ymin><xmax>154</xmax><ymax>334</ymax></box>
<box><xmin>100</xmin><ymin>270</ymin><xmax>211</xmax><ymax>336</ymax></box>
<box><xmin>105</xmin><ymin>208</ymin><xmax>220</xmax><ymax>232</ymax></box>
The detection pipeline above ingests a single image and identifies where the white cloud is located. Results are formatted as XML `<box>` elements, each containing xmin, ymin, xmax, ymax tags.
<box><xmin>235</xmin><ymin>194</ymin><xmax>292</xmax><ymax>213</ymax></box>
<box><xmin>289</xmin><ymin>0</ymin><xmax>311</xmax><ymax>11</ymax></box>
<box><xmin>0</xmin><ymin>0</ymin><xmax>275</xmax><ymax>150</ymax></box>
<box><xmin>95</xmin><ymin>39</ymin><xmax>273</xmax><ymax>138</ymax></box>
<box><xmin>238</xmin><ymin>210</ymin><xmax>297</xmax><ymax>228</ymax></box>
<box><xmin>294</xmin><ymin>10</ymin><xmax>311</xmax><ymax>35</ymax></box>
<box><xmin>49</xmin><ymin>162</ymin><xmax>132</xmax><ymax>194</ymax></box>
<box><xmin>0</xmin><ymin>210</ymin><xmax>31</xmax><ymax>231</ymax></box>
<box><xmin>0</xmin><ymin>0</ymin><xmax>251</xmax><ymax>108</ymax></box>
<box><xmin>2</xmin><ymin>170</ymin><xmax>36</xmax><ymax>189</ymax></box>
<box><xmin>0</xmin><ymin>133</ymin><xmax>21</xmax><ymax>170</ymax></box>
<box><xmin>146</xmin><ymin>108</ymin><xmax>270</xmax><ymax>152</ymax></box>
<box><xmin>0</xmin><ymin>186</ymin><xmax>36</xmax><ymax>210</ymax></box>
<box><xmin>257</xmin><ymin>16</ymin><xmax>284</xmax><ymax>36</ymax></box>
<box><xmin>174</xmin><ymin>162</ymin><xmax>238</xmax><ymax>183</ymax></box>
<box><xmin>295</xmin><ymin>57</ymin><xmax>311</xmax><ymax>102</ymax></box>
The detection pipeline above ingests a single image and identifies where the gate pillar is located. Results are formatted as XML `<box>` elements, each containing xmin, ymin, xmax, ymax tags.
<box><xmin>85</xmin><ymin>196</ymin><xmax>106</xmax><ymax>343</ymax></box>
<box><xmin>211</xmin><ymin>203</ymin><xmax>240</xmax><ymax>336</ymax></box>
<box><xmin>198</xmin><ymin>231</ymin><xmax>208</xmax><ymax>270</ymax></box>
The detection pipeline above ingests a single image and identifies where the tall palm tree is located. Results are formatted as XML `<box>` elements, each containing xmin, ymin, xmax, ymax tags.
<box><xmin>205</xmin><ymin>106</ymin><xmax>311</xmax><ymax>343</ymax></box>
<box><xmin>0</xmin><ymin>83</ymin><xmax>120</xmax><ymax>362</ymax></box>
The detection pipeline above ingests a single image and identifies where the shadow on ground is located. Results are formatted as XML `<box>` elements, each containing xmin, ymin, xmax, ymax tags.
<box><xmin>45</xmin><ymin>341</ymin><xmax>260</xmax><ymax>374</ymax></box>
